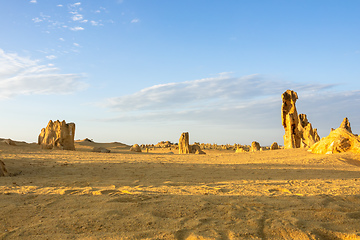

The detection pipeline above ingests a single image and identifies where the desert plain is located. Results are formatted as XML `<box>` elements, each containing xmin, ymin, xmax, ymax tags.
<box><xmin>1</xmin><ymin>139</ymin><xmax>360</xmax><ymax>240</ymax></box>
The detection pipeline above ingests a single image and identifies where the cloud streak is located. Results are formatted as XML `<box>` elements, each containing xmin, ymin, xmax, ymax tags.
<box><xmin>105</xmin><ymin>74</ymin><xmax>332</xmax><ymax>112</ymax></box>
<box><xmin>100</xmin><ymin>73</ymin><xmax>360</xmax><ymax>138</ymax></box>
<box><xmin>0</xmin><ymin>49</ymin><xmax>87</xmax><ymax>99</ymax></box>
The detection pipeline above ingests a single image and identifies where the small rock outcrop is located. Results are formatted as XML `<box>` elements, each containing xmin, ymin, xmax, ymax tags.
<box><xmin>92</xmin><ymin>147</ymin><xmax>111</xmax><ymax>153</ymax></box>
<box><xmin>179</xmin><ymin>132</ymin><xmax>190</xmax><ymax>154</ymax></box>
<box><xmin>2</xmin><ymin>139</ymin><xmax>17</xmax><ymax>146</ymax></box>
<box><xmin>309</xmin><ymin>127</ymin><xmax>360</xmax><ymax>154</ymax></box>
<box><xmin>190</xmin><ymin>144</ymin><xmax>206</xmax><ymax>154</ymax></box>
<box><xmin>281</xmin><ymin>90</ymin><xmax>320</xmax><ymax>148</ymax></box>
<box><xmin>235</xmin><ymin>147</ymin><xmax>246</xmax><ymax>153</ymax></box>
<box><xmin>0</xmin><ymin>160</ymin><xmax>8</xmax><ymax>177</ymax></box>
<box><xmin>339</xmin><ymin>117</ymin><xmax>352</xmax><ymax>133</ymax></box>
<box><xmin>130</xmin><ymin>144</ymin><xmax>142</xmax><ymax>152</ymax></box>
<box><xmin>270</xmin><ymin>142</ymin><xmax>279</xmax><ymax>150</ymax></box>
<box><xmin>251</xmin><ymin>141</ymin><xmax>261</xmax><ymax>152</ymax></box>
<box><xmin>38</xmin><ymin>120</ymin><xmax>76</xmax><ymax>150</ymax></box>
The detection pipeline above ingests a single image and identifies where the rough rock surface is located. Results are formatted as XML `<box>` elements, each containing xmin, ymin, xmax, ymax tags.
<box><xmin>298</xmin><ymin>114</ymin><xmax>320</xmax><ymax>148</ymax></box>
<box><xmin>309</xmin><ymin>127</ymin><xmax>360</xmax><ymax>154</ymax></box>
<box><xmin>281</xmin><ymin>90</ymin><xmax>320</xmax><ymax>148</ymax></box>
<box><xmin>3</xmin><ymin>139</ymin><xmax>17</xmax><ymax>146</ymax></box>
<box><xmin>92</xmin><ymin>147</ymin><xmax>111</xmax><ymax>153</ymax></box>
<box><xmin>38</xmin><ymin>120</ymin><xmax>76</xmax><ymax>150</ymax></box>
<box><xmin>130</xmin><ymin>144</ymin><xmax>142</xmax><ymax>152</ymax></box>
<box><xmin>179</xmin><ymin>132</ymin><xmax>190</xmax><ymax>154</ymax></box>
<box><xmin>0</xmin><ymin>160</ymin><xmax>8</xmax><ymax>177</ymax></box>
<box><xmin>282</xmin><ymin>90</ymin><xmax>300</xmax><ymax>148</ymax></box>
<box><xmin>235</xmin><ymin>147</ymin><xmax>246</xmax><ymax>153</ymax></box>
<box><xmin>251</xmin><ymin>141</ymin><xmax>261</xmax><ymax>152</ymax></box>
<box><xmin>190</xmin><ymin>144</ymin><xmax>206</xmax><ymax>154</ymax></box>
<box><xmin>339</xmin><ymin>117</ymin><xmax>352</xmax><ymax>133</ymax></box>
<box><xmin>270</xmin><ymin>142</ymin><xmax>279</xmax><ymax>150</ymax></box>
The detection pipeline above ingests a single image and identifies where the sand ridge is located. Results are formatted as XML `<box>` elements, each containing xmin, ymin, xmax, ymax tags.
<box><xmin>1</xmin><ymin>141</ymin><xmax>360</xmax><ymax>239</ymax></box>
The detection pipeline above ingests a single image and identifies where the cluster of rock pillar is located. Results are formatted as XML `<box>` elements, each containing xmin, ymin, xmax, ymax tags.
<box><xmin>281</xmin><ymin>90</ymin><xmax>320</xmax><ymax>149</ymax></box>
<box><xmin>38</xmin><ymin>120</ymin><xmax>76</xmax><ymax>150</ymax></box>
<box><xmin>179</xmin><ymin>132</ymin><xmax>205</xmax><ymax>154</ymax></box>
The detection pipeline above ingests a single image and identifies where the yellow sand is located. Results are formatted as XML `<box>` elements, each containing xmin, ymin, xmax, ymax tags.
<box><xmin>1</xmin><ymin>140</ymin><xmax>360</xmax><ymax>239</ymax></box>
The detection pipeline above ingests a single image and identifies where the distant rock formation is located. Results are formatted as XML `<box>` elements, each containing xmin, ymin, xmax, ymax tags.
<box><xmin>309</xmin><ymin>126</ymin><xmax>360</xmax><ymax>154</ymax></box>
<box><xmin>155</xmin><ymin>141</ymin><xmax>173</xmax><ymax>148</ymax></box>
<box><xmin>0</xmin><ymin>160</ymin><xmax>8</xmax><ymax>177</ymax></box>
<box><xmin>92</xmin><ymin>147</ymin><xmax>111</xmax><ymax>153</ymax></box>
<box><xmin>281</xmin><ymin>90</ymin><xmax>320</xmax><ymax>148</ymax></box>
<box><xmin>179</xmin><ymin>132</ymin><xmax>190</xmax><ymax>154</ymax></box>
<box><xmin>339</xmin><ymin>117</ymin><xmax>352</xmax><ymax>133</ymax></box>
<box><xmin>2</xmin><ymin>139</ymin><xmax>17</xmax><ymax>146</ymax></box>
<box><xmin>38</xmin><ymin>120</ymin><xmax>76</xmax><ymax>150</ymax></box>
<box><xmin>235</xmin><ymin>147</ymin><xmax>246</xmax><ymax>153</ymax></box>
<box><xmin>190</xmin><ymin>144</ymin><xmax>206</xmax><ymax>154</ymax></box>
<box><xmin>130</xmin><ymin>144</ymin><xmax>142</xmax><ymax>152</ymax></box>
<box><xmin>251</xmin><ymin>141</ymin><xmax>261</xmax><ymax>152</ymax></box>
<box><xmin>270</xmin><ymin>142</ymin><xmax>279</xmax><ymax>150</ymax></box>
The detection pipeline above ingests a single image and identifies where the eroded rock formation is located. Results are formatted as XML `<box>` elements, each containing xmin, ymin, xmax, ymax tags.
<box><xmin>270</xmin><ymin>142</ymin><xmax>279</xmax><ymax>150</ymax></box>
<box><xmin>339</xmin><ymin>117</ymin><xmax>352</xmax><ymax>133</ymax></box>
<box><xmin>298</xmin><ymin>114</ymin><xmax>320</xmax><ymax>148</ymax></box>
<box><xmin>0</xmin><ymin>160</ymin><xmax>8</xmax><ymax>177</ymax></box>
<box><xmin>309</xmin><ymin>127</ymin><xmax>360</xmax><ymax>154</ymax></box>
<box><xmin>3</xmin><ymin>139</ymin><xmax>17</xmax><ymax>146</ymax></box>
<box><xmin>281</xmin><ymin>90</ymin><xmax>320</xmax><ymax>149</ymax></box>
<box><xmin>38</xmin><ymin>120</ymin><xmax>76</xmax><ymax>150</ymax></box>
<box><xmin>130</xmin><ymin>144</ymin><xmax>142</xmax><ymax>152</ymax></box>
<box><xmin>235</xmin><ymin>147</ymin><xmax>246</xmax><ymax>153</ymax></box>
<box><xmin>251</xmin><ymin>141</ymin><xmax>261</xmax><ymax>152</ymax></box>
<box><xmin>190</xmin><ymin>144</ymin><xmax>206</xmax><ymax>154</ymax></box>
<box><xmin>179</xmin><ymin>132</ymin><xmax>190</xmax><ymax>154</ymax></box>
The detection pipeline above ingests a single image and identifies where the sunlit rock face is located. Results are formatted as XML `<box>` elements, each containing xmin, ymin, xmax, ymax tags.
<box><xmin>339</xmin><ymin>117</ymin><xmax>352</xmax><ymax>133</ymax></box>
<box><xmin>297</xmin><ymin>113</ymin><xmax>320</xmax><ymax>148</ymax></box>
<box><xmin>38</xmin><ymin>120</ymin><xmax>76</xmax><ymax>150</ymax></box>
<box><xmin>281</xmin><ymin>90</ymin><xmax>320</xmax><ymax>149</ymax></box>
<box><xmin>270</xmin><ymin>142</ymin><xmax>279</xmax><ymax>150</ymax></box>
<box><xmin>250</xmin><ymin>141</ymin><xmax>261</xmax><ymax>152</ymax></box>
<box><xmin>190</xmin><ymin>144</ymin><xmax>206</xmax><ymax>154</ymax></box>
<box><xmin>179</xmin><ymin>132</ymin><xmax>190</xmax><ymax>154</ymax></box>
<box><xmin>309</xmin><ymin>127</ymin><xmax>360</xmax><ymax>154</ymax></box>
<box><xmin>130</xmin><ymin>144</ymin><xmax>142</xmax><ymax>152</ymax></box>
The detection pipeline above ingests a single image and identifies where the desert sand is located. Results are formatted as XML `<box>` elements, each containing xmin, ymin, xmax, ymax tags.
<box><xmin>1</xmin><ymin>139</ymin><xmax>360</xmax><ymax>239</ymax></box>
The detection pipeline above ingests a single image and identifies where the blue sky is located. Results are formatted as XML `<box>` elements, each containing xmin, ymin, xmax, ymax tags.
<box><xmin>0</xmin><ymin>0</ymin><xmax>360</xmax><ymax>145</ymax></box>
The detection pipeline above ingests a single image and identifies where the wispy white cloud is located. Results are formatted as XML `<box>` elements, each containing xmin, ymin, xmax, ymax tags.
<box><xmin>100</xmin><ymin>73</ymin><xmax>360</xmax><ymax>138</ymax></box>
<box><xmin>131</xmin><ymin>18</ymin><xmax>140</xmax><ymax>23</ymax></box>
<box><xmin>57</xmin><ymin>4</ymin><xmax>63</xmax><ymax>7</ymax></box>
<box><xmin>30</xmin><ymin>0</ymin><xmax>37</xmax><ymax>3</ymax></box>
<box><xmin>70</xmin><ymin>26</ymin><xmax>84</xmax><ymax>31</ymax></box>
<box><xmin>0</xmin><ymin>49</ymin><xmax>87</xmax><ymax>99</ymax></box>
<box><xmin>104</xmin><ymin>74</ymin><xmax>331</xmax><ymax>112</ymax></box>
<box><xmin>59</xmin><ymin>38</ymin><xmax>65</xmax><ymax>41</ymax></box>
<box><xmin>32</xmin><ymin>17</ymin><xmax>42</xmax><ymax>23</ymax></box>
<box><xmin>70</xmin><ymin>2</ymin><xmax>81</xmax><ymax>7</ymax></box>
<box><xmin>45</xmin><ymin>55</ymin><xmax>57</xmax><ymax>60</ymax></box>
<box><xmin>71</xmin><ymin>13</ymin><xmax>84</xmax><ymax>21</ymax></box>
<box><xmin>73</xmin><ymin>43</ymin><xmax>80</xmax><ymax>47</ymax></box>
<box><xmin>90</xmin><ymin>20</ymin><xmax>99</xmax><ymax>26</ymax></box>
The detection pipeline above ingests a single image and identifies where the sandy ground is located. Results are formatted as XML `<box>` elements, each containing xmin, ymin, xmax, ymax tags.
<box><xmin>1</xmin><ymin>140</ymin><xmax>360</xmax><ymax>239</ymax></box>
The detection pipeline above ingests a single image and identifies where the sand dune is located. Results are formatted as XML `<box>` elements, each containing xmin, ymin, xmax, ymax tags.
<box><xmin>1</xmin><ymin>141</ymin><xmax>360</xmax><ymax>239</ymax></box>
